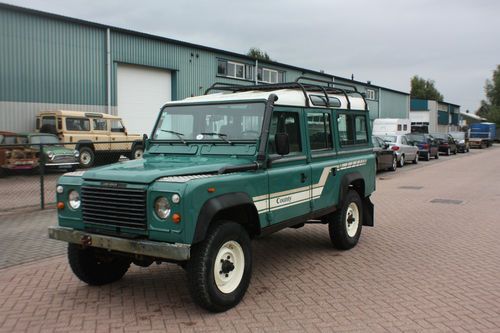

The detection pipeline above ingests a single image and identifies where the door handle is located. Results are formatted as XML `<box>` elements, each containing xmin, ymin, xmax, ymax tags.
<box><xmin>300</xmin><ymin>173</ymin><xmax>308</xmax><ymax>183</ymax></box>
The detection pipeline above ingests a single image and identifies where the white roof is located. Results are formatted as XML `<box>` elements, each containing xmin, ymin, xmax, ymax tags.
<box><xmin>166</xmin><ymin>89</ymin><xmax>367</xmax><ymax>111</ymax></box>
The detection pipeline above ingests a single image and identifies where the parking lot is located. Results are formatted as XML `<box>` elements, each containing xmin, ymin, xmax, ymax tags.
<box><xmin>0</xmin><ymin>146</ymin><xmax>499</xmax><ymax>332</ymax></box>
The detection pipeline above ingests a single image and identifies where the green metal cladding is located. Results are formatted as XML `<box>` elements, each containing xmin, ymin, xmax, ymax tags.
<box><xmin>0</xmin><ymin>8</ymin><xmax>107</xmax><ymax>105</ymax></box>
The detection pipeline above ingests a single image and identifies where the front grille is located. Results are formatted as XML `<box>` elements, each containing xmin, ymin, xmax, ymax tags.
<box><xmin>81</xmin><ymin>186</ymin><xmax>147</xmax><ymax>230</ymax></box>
<box><xmin>52</xmin><ymin>155</ymin><xmax>75</xmax><ymax>163</ymax></box>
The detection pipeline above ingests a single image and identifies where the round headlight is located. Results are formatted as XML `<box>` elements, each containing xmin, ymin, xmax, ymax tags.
<box><xmin>171</xmin><ymin>193</ymin><xmax>181</xmax><ymax>204</ymax></box>
<box><xmin>68</xmin><ymin>190</ymin><xmax>81</xmax><ymax>209</ymax></box>
<box><xmin>74</xmin><ymin>150</ymin><xmax>80</xmax><ymax>158</ymax></box>
<box><xmin>56</xmin><ymin>185</ymin><xmax>64</xmax><ymax>194</ymax></box>
<box><xmin>155</xmin><ymin>197</ymin><xmax>171</xmax><ymax>219</ymax></box>
<box><xmin>47</xmin><ymin>151</ymin><xmax>55</xmax><ymax>160</ymax></box>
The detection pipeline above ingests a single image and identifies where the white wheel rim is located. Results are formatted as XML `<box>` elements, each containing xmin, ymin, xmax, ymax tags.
<box><xmin>214</xmin><ymin>240</ymin><xmax>244</xmax><ymax>294</ymax></box>
<box><xmin>80</xmin><ymin>152</ymin><xmax>91</xmax><ymax>165</ymax></box>
<box><xmin>345</xmin><ymin>202</ymin><xmax>360</xmax><ymax>237</ymax></box>
<box><xmin>393</xmin><ymin>158</ymin><xmax>397</xmax><ymax>169</ymax></box>
<box><xmin>134</xmin><ymin>149</ymin><xmax>143</xmax><ymax>159</ymax></box>
<box><xmin>400</xmin><ymin>155</ymin><xmax>404</xmax><ymax>166</ymax></box>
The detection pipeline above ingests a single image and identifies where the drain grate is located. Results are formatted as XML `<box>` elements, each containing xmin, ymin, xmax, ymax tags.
<box><xmin>430</xmin><ymin>198</ymin><xmax>463</xmax><ymax>205</ymax></box>
<box><xmin>399</xmin><ymin>186</ymin><xmax>423</xmax><ymax>190</ymax></box>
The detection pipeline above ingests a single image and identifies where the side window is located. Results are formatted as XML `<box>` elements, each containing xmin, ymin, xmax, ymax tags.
<box><xmin>268</xmin><ymin>111</ymin><xmax>302</xmax><ymax>154</ymax></box>
<box><xmin>66</xmin><ymin>118</ymin><xmax>90</xmax><ymax>131</ymax></box>
<box><xmin>401</xmin><ymin>136</ymin><xmax>408</xmax><ymax>145</ymax></box>
<box><xmin>93</xmin><ymin>119</ymin><xmax>108</xmax><ymax>131</ymax></box>
<box><xmin>337</xmin><ymin>114</ymin><xmax>355</xmax><ymax>146</ymax></box>
<box><xmin>307</xmin><ymin>112</ymin><xmax>333</xmax><ymax>151</ymax></box>
<box><xmin>111</xmin><ymin>120</ymin><xmax>125</xmax><ymax>132</ymax></box>
<box><xmin>355</xmin><ymin>116</ymin><xmax>368</xmax><ymax>144</ymax></box>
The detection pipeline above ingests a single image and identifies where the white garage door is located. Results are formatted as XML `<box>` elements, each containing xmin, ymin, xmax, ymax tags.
<box><xmin>117</xmin><ymin>64</ymin><xmax>171</xmax><ymax>136</ymax></box>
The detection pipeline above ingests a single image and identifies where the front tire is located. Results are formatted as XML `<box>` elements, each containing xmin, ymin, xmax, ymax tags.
<box><xmin>187</xmin><ymin>221</ymin><xmax>252</xmax><ymax>312</ymax></box>
<box><xmin>328</xmin><ymin>190</ymin><xmax>363</xmax><ymax>250</ymax></box>
<box><xmin>67</xmin><ymin>244</ymin><xmax>130</xmax><ymax>285</ymax></box>
<box><xmin>78</xmin><ymin>147</ymin><xmax>95</xmax><ymax>168</ymax></box>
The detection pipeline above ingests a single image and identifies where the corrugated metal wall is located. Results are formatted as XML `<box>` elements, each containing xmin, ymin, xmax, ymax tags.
<box><xmin>0</xmin><ymin>4</ymin><xmax>410</xmax><ymax>133</ymax></box>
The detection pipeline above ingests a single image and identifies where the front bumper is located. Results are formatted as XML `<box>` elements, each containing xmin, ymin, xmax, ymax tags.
<box><xmin>48</xmin><ymin>226</ymin><xmax>190</xmax><ymax>261</ymax></box>
<box><xmin>45</xmin><ymin>162</ymin><xmax>78</xmax><ymax>167</ymax></box>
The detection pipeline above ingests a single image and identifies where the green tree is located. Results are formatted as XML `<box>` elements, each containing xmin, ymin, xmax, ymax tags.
<box><xmin>247</xmin><ymin>47</ymin><xmax>271</xmax><ymax>61</ymax></box>
<box><xmin>478</xmin><ymin>65</ymin><xmax>500</xmax><ymax>125</ymax></box>
<box><xmin>410</xmin><ymin>76</ymin><xmax>444</xmax><ymax>101</ymax></box>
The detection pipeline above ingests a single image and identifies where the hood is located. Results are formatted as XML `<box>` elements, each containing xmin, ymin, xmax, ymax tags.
<box><xmin>44</xmin><ymin>145</ymin><xmax>75</xmax><ymax>155</ymax></box>
<box><xmin>82</xmin><ymin>155</ymin><xmax>252</xmax><ymax>183</ymax></box>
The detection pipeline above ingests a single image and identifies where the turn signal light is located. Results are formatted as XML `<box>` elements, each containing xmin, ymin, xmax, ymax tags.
<box><xmin>172</xmin><ymin>213</ymin><xmax>181</xmax><ymax>223</ymax></box>
<box><xmin>207</xmin><ymin>187</ymin><xmax>216</xmax><ymax>193</ymax></box>
<box><xmin>57</xmin><ymin>202</ymin><xmax>65</xmax><ymax>209</ymax></box>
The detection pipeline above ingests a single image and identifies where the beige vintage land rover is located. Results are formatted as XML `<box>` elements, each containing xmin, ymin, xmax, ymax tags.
<box><xmin>36</xmin><ymin>110</ymin><xmax>144</xmax><ymax>168</ymax></box>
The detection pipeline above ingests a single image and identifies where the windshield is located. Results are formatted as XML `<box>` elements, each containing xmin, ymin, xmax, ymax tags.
<box><xmin>450</xmin><ymin>132</ymin><xmax>464</xmax><ymax>139</ymax></box>
<box><xmin>380</xmin><ymin>135</ymin><xmax>397</xmax><ymax>143</ymax></box>
<box><xmin>407</xmin><ymin>134</ymin><xmax>425</xmax><ymax>142</ymax></box>
<box><xmin>152</xmin><ymin>103</ymin><xmax>265</xmax><ymax>142</ymax></box>
<box><xmin>431</xmin><ymin>133</ymin><xmax>446</xmax><ymax>139</ymax></box>
<box><xmin>29</xmin><ymin>135</ymin><xmax>59</xmax><ymax>144</ymax></box>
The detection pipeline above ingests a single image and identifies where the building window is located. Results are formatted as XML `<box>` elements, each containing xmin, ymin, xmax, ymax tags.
<box><xmin>217</xmin><ymin>59</ymin><xmax>284</xmax><ymax>83</ymax></box>
<box><xmin>366</xmin><ymin>89</ymin><xmax>376</xmax><ymax>100</ymax></box>
<box><xmin>258</xmin><ymin>67</ymin><xmax>281</xmax><ymax>83</ymax></box>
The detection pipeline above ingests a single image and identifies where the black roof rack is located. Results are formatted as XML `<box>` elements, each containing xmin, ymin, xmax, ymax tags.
<box><xmin>295</xmin><ymin>76</ymin><xmax>368</xmax><ymax>111</ymax></box>
<box><xmin>204</xmin><ymin>79</ymin><xmax>368</xmax><ymax>111</ymax></box>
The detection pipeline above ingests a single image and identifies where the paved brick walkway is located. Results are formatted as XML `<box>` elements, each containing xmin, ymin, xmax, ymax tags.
<box><xmin>0</xmin><ymin>147</ymin><xmax>499</xmax><ymax>332</ymax></box>
<box><xmin>0</xmin><ymin>209</ymin><xmax>64</xmax><ymax>269</ymax></box>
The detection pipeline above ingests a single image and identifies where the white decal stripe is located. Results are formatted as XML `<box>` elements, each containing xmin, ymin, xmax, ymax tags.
<box><xmin>252</xmin><ymin>158</ymin><xmax>368</xmax><ymax>213</ymax></box>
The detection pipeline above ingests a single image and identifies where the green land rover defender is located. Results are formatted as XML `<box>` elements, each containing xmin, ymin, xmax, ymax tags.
<box><xmin>49</xmin><ymin>79</ymin><xmax>376</xmax><ymax>312</ymax></box>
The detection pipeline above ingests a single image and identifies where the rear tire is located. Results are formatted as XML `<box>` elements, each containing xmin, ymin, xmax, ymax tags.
<box><xmin>398</xmin><ymin>154</ymin><xmax>405</xmax><ymax>167</ymax></box>
<box><xmin>328</xmin><ymin>190</ymin><xmax>363</xmax><ymax>250</ymax></box>
<box><xmin>130</xmin><ymin>145</ymin><xmax>144</xmax><ymax>160</ymax></box>
<box><xmin>187</xmin><ymin>221</ymin><xmax>252</xmax><ymax>312</ymax></box>
<box><xmin>424</xmin><ymin>152</ymin><xmax>430</xmax><ymax>161</ymax></box>
<box><xmin>68</xmin><ymin>244</ymin><xmax>130</xmax><ymax>285</ymax></box>
<box><xmin>435</xmin><ymin>151</ymin><xmax>439</xmax><ymax>159</ymax></box>
<box><xmin>389</xmin><ymin>156</ymin><xmax>397</xmax><ymax>171</ymax></box>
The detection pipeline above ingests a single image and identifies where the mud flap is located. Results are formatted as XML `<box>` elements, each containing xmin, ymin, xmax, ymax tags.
<box><xmin>362</xmin><ymin>195</ymin><xmax>374</xmax><ymax>227</ymax></box>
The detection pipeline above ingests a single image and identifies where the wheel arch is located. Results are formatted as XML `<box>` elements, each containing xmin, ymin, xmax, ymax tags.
<box><xmin>192</xmin><ymin>192</ymin><xmax>261</xmax><ymax>244</ymax></box>
<box><xmin>75</xmin><ymin>140</ymin><xmax>95</xmax><ymax>151</ymax></box>
<box><xmin>339</xmin><ymin>172</ymin><xmax>374</xmax><ymax>227</ymax></box>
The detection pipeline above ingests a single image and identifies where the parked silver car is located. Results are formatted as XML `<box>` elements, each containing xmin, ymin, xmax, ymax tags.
<box><xmin>379</xmin><ymin>134</ymin><xmax>419</xmax><ymax>167</ymax></box>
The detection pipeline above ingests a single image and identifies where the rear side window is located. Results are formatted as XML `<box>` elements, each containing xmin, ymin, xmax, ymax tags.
<box><xmin>307</xmin><ymin>112</ymin><xmax>333</xmax><ymax>150</ymax></box>
<box><xmin>338</xmin><ymin>114</ymin><xmax>368</xmax><ymax>146</ymax></box>
<box><xmin>268</xmin><ymin>111</ymin><xmax>302</xmax><ymax>154</ymax></box>
<box><xmin>93</xmin><ymin>119</ymin><xmax>108</xmax><ymax>131</ymax></box>
<box><xmin>66</xmin><ymin>118</ymin><xmax>90</xmax><ymax>131</ymax></box>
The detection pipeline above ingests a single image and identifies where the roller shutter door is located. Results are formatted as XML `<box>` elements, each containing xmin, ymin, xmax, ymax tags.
<box><xmin>117</xmin><ymin>64</ymin><xmax>171</xmax><ymax>135</ymax></box>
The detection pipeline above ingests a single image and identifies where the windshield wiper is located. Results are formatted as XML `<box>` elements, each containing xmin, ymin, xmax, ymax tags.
<box><xmin>201</xmin><ymin>132</ymin><xmax>232</xmax><ymax>144</ymax></box>
<box><xmin>160</xmin><ymin>130</ymin><xmax>187</xmax><ymax>145</ymax></box>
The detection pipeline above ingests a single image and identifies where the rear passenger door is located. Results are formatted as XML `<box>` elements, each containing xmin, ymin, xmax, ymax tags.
<box><xmin>267</xmin><ymin>108</ymin><xmax>312</xmax><ymax>224</ymax></box>
<box><xmin>305</xmin><ymin>109</ymin><xmax>339</xmax><ymax>212</ymax></box>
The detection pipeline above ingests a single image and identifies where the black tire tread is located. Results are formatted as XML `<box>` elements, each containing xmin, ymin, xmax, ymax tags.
<box><xmin>328</xmin><ymin>190</ymin><xmax>363</xmax><ymax>250</ymax></box>
<box><xmin>187</xmin><ymin>221</ymin><xmax>252</xmax><ymax>312</ymax></box>
<box><xmin>68</xmin><ymin>244</ymin><xmax>130</xmax><ymax>286</ymax></box>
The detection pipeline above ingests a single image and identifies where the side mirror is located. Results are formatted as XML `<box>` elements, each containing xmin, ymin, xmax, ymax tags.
<box><xmin>275</xmin><ymin>132</ymin><xmax>290</xmax><ymax>156</ymax></box>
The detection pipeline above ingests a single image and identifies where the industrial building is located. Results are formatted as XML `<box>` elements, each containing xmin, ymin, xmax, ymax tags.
<box><xmin>1</xmin><ymin>3</ymin><xmax>410</xmax><ymax>135</ymax></box>
<box><xmin>410</xmin><ymin>98</ymin><xmax>461</xmax><ymax>133</ymax></box>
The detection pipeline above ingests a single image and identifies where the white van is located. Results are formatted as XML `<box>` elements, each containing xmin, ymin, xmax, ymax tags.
<box><xmin>372</xmin><ymin>118</ymin><xmax>411</xmax><ymax>136</ymax></box>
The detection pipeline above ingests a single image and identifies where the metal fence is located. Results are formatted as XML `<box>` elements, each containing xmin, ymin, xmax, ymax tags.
<box><xmin>0</xmin><ymin>141</ymin><xmax>143</xmax><ymax>212</ymax></box>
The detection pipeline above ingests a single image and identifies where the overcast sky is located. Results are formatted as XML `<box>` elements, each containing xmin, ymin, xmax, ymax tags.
<box><xmin>6</xmin><ymin>0</ymin><xmax>500</xmax><ymax>113</ymax></box>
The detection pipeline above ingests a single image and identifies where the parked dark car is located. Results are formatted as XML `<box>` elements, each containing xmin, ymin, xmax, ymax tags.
<box><xmin>372</xmin><ymin>136</ymin><xmax>397</xmax><ymax>171</ymax></box>
<box><xmin>449</xmin><ymin>131</ymin><xmax>470</xmax><ymax>153</ymax></box>
<box><xmin>431</xmin><ymin>133</ymin><xmax>458</xmax><ymax>155</ymax></box>
<box><xmin>406</xmin><ymin>133</ymin><xmax>439</xmax><ymax>161</ymax></box>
